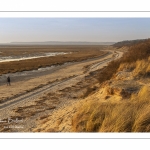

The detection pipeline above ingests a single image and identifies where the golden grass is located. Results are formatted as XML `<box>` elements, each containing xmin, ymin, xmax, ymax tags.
<box><xmin>73</xmin><ymin>48</ymin><xmax>150</xmax><ymax>132</ymax></box>
<box><xmin>118</xmin><ymin>56</ymin><xmax>150</xmax><ymax>78</ymax></box>
<box><xmin>72</xmin><ymin>40</ymin><xmax>150</xmax><ymax>132</ymax></box>
<box><xmin>132</xmin><ymin>85</ymin><xmax>150</xmax><ymax>102</ymax></box>
<box><xmin>133</xmin><ymin>57</ymin><xmax>150</xmax><ymax>77</ymax></box>
<box><xmin>118</xmin><ymin>62</ymin><xmax>136</xmax><ymax>72</ymax></box>
<box><xmin>72</xmin><ymin>85</ymin><xmax>150</xmax><ymax>132</ymax></box>
<box><xmin>97</xmin><ymin>39</ymin><xmax>150</xmax><ymax>84</ymax></box>
<box><xmin>73</xmin><ymin>57</ymin><xmax>150</xmax><ymax>132</ymax></box>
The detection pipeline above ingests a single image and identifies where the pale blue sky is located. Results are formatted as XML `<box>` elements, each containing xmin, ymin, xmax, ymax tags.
<box><xmin>0</xmin><ymin>18</ymin><xmax>150</xmax><ymax>43</ymax></box>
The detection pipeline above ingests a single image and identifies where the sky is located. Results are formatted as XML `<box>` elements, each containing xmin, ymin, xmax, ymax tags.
<box><xmin>0</xmin><ymin>18</ymin><xmax>150</xmax><ymax>43</ymax></box>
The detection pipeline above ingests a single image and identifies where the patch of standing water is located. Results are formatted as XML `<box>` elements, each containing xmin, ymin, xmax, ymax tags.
<box><xmin>0</xmin><ymin>52</ymin><xmax>68</xmax><ymax>63</ymax></box>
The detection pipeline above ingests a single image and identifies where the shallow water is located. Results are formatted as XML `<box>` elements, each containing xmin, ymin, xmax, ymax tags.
<box><xmin>0</xmin><ymin>52</ymin><xmax>67</xmax><ymax>62</ymax></box>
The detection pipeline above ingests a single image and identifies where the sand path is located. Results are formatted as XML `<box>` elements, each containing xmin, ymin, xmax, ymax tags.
<box><xmin>0</xmin><ymin>49</ymin><xmax>123</xmax><ymax>132</ymax></box>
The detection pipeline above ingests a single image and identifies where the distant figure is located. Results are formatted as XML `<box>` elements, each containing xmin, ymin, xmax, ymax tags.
<box><xmin>7</xmin><ymin>76</ymin><xmax>11</xmax><ymax>86</ymax></box>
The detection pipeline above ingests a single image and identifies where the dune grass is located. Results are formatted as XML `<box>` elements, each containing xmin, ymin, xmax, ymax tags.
<box><xmin>72</xmin><ymin>40</ymin><xmax>150</xmax><ymax>132</ymax></box>
<box><xmin>97</xmin><ymin>39</ymin><xmax>150</xmax><ymax>84</ymax></box>
<box><xmin>72</xmin><ymin>86</ymin><xmax>150</xmax><ymax>132</ymax></box>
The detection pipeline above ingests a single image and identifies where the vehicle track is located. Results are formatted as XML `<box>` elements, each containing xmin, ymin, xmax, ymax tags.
<box><xmin>0</xmin><ymin>75</ymin><xmax>78</xmax><ymax>110</ymax></box>
<box><xmin>89</xmin><ymin>51</ymin><xmax>120</xmax><ymax>71</ymax></box>
<box><xmin>0</xmin><ymin>50</ymin><xmax>122</xmax><ymax>111</ymax></box>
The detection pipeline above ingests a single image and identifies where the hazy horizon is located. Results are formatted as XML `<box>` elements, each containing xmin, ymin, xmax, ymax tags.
<box><xmin>0</xmin><ymin>18</ymin><xmax>150</xmax><ymax>43</ymax></box>
<box><xmin>0</xmin><ymin>41</ymin><xmax>115</xmax><ymax>46</ymax></box>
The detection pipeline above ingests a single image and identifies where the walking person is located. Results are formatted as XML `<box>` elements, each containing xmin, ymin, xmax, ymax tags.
<box><xmin>7</xmin><ymin>76</ymin><xmax>11</xmax><ymax>86</ymax></box>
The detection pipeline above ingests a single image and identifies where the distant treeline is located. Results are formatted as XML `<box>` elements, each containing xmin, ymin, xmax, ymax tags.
<box><xmin>113</xmin><ymin>38</ymin><xmax>149</xmax><ymax>48</ymax></box>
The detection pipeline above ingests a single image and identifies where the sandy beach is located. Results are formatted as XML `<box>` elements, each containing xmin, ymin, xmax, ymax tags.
<box><xmin>0</xmin><ymin>47</ymin><xmax>123</xmax><ymax>132</ymax></box>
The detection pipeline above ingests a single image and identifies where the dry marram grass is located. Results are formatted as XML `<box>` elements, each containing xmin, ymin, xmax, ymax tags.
<box><xmin>72</xmin><ymin>40</ymin><xmax>150</xmax><ymax>132</ymax></box>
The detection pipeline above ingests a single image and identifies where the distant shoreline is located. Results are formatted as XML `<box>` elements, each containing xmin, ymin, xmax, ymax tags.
<box><xmin>0</xmin><ymin>41</ymin><xmax>115</xmax><ymax>46</ymax></box>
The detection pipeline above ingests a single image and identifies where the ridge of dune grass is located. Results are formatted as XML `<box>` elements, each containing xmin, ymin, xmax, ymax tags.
<box><xmin>72</xmin><ymin>86</ymin><xmax>150</xmax><ymax>132</ymax></box>
<box><xmin>72</xmin><ymin>40</ymin><xmax>150</xmax><ymax>132</ymax></box>
<box><xmin>97</xmin><ymin>39</ymin><xmax>150</xmax><ymax>84</ymax></box>
<box><xmin>118</xmin><ymin>56</ymin><xmax>150</xmax><ymax>78</ymax></box>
